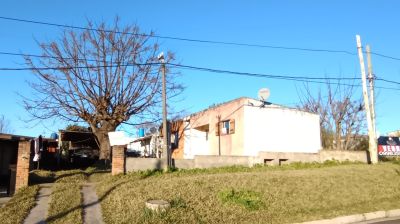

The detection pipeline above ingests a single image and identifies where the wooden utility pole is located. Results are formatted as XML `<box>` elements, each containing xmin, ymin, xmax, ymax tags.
<box><xmin>356</xmin><ymin>35</ymin><xmax>378</xmax><ymax>164</ymax></box>
<box><xmin>159</xmin><ymin>52</ymin><xmax>169</xmax><ymax>170</ymax></box>
<box><xmin>366</xmin><ymin>45</ymin><xmax>376</xmax><ymax>136</ymax></box>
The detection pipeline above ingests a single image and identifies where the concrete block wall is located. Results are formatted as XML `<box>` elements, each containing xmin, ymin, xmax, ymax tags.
<box><xmin>126</xmin><ymin>155</ymin><xmax>257</xmax><ymax>172</ymax></box>
<box><xmin>15</xmin><ymin>141</ymin><xmax>31</xmax><ymax>192</ymax></box>
<box><xmin>124</xmin><ymin>150</ymin><xmax>369</xmax><ymax>172</ymax></box>
<box><xmin>257</xmin><ymin>150</ymin><xmax>368</xmax><ymax>165</ymax></box>
<box><xmin>126</xmin><ymin>158</ymin><xmax>166</xmax><ymax>171</ymax></box>
<box><xmin>193</xmin><ymin>155</ymin><xmax>251</xmax><ymax>168</ymax></box>
<box><xmin>257</xmin><ymin>152</ymin><xmax>320</xmax><ymax>165</ymax></box>
<box><xmin>112</xmin><ymin>145</ymin><xmax>126</xmax><ymax>175</ymax></box>
<box><xmin>319</xmin><ymin>150</ymin><xmax>368</xmax><ymax>163</ymax></box>
<box><xmin>173</xmin><ymin>159</ymin><xmax>194</xmax><ymax>169</ymax></box>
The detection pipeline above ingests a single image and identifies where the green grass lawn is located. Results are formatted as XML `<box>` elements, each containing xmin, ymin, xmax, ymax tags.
<box><xmin>96</xmin><ymin>163</ymin><xmax>400</xmax><ymax>224</ymax></box>
<box><xmin>0</xmin><ymin>185</ymin><xmax>40</xmax><ymax>224</ymax></box>
<box><xmin>2</xmin><ymin>162</ymin><xmax>400</xmax><ymax>224</ymax></box>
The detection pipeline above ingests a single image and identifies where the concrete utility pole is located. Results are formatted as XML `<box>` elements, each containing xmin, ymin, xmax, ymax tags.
<box><xmin>366</xmin><ymin>45</ymin><xmax>377</xmax><ymax>137</ymax></box>
<box><xmin>158</xmin><ymin>52</ymin><xmax>169</xmax><ymax>170</ymax></box>
<box><xmin>356</xmin><ymin>35</ymin><xmax>378</xmax><ymax>164</ymax></box>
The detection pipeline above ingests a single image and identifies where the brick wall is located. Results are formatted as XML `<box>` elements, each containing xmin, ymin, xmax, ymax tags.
<box><xmin>15</xmin><ymin>140</ymin><xmax>31</xmax><ymax>191</ymax></box>
<box><xmin>112</xmin><ymin>145</ymin><xmax>126</xmax><ymax>175</ymax></box>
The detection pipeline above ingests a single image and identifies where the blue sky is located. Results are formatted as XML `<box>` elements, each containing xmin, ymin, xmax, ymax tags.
<box><xmin>0</xmin><ymin>0</ymin><xmax>399</xmax><ymax>137</ymax></box>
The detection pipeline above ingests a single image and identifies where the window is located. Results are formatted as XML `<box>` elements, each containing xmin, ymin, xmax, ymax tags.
<box><xmin>216</xmin><ymin>119</ymin><xmax>235</xmax><ymax>135</ymax></box>
<box><xmin>171</xmin><ymin>131</ymin><xmax>178</xmax><ymax>149</ymax></box>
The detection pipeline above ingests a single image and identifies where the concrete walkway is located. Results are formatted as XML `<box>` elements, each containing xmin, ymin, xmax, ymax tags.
<box><xmin>0</xmin><ymin>196</ymin><xmax>11</xmax><ymax>208</ymax></box>
<box><xmin>22</xmin><ymin>182</ymin><xmax>104</xmax><ymax>224</ymax></box>
<box><xmin>24</xmin><ymin>183</ymin><xmax>53</xmax><ymax>224</ymax></box>
<box><xmin>82</xmin><ymin>183</ymin><xmax>104</xmax><ymax>224</ymax></box>
<box><xmin>296</xmin><ymin>209</ymin><xmax>400</xmax><ymax>224</ymax></box>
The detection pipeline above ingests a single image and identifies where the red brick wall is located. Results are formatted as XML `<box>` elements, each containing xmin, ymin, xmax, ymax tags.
<box><xmin>15</xmin><ymin>140</ymin><xmax>31</xmax><ymax>191</ymax></box>
<box><xmin>112</xmin><ymin>145</ymin><xmax>126</xmax><ymax>175</ymax></box>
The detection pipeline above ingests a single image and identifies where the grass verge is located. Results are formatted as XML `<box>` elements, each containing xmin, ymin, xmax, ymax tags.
<box><xmin>0</xmin><ymin>185</ymin><xmax>40</xmax><ymax>224</ymax></box>
<box><xmin>96</xmin><ymin>163</ymin><xmax>400</xmax><ymax>224</ymax></box>
<box><xmin>46</xmin><ymin>183</ymin><xmax>82</xmax><ymax>224</ymax></box>
<box><xmin>46</xmin><ymin>170</ymin><xmax>87</xmax><ymax>224</ymax></box>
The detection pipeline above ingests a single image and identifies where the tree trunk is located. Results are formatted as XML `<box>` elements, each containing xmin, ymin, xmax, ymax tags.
<box><xmin>335</xmin><ymin>123</ymin><xmax>342</xmax><ymax>150</ymax></box>
<box><xmin>93</xmin><ymin>127</ymin><xmax>114</xmax><ymax>161</ymax></box>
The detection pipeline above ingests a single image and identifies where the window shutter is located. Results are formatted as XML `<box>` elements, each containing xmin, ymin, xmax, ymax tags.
<box><xmin>229</xmin><ymin>119</ymin><xmax>235</xmax><ymax>134</ymax></box>
<box><xmin>215</xmin><ymin>122</ymin><xmax>220</xmax><ymax>136</ymax></box>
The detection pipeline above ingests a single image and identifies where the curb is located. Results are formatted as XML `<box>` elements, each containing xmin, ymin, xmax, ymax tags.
<box><xmin>295</xmin><ymin>209</ymin><xmax>400</xmax><ymax>224</ymax></box>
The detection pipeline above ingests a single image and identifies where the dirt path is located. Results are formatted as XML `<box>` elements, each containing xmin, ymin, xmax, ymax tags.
<box><xmin>24</xmin><ymin>183</ymin><xmax>53</xmax><ymax>224</ymax></box>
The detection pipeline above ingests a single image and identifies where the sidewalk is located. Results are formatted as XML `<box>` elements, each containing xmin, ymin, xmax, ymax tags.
<box><xmin>24</xmin><ymin>183</ymin><xmax>53</xmax><ymax>224</ymax></box>
<box><xmin>23</xmin><ymin>182</ymin><xmax>104</xmax><ymax>224</ymax></box>
<box><xmin>82</xmin><ymin>183</ymin><xmax>104</xmax><ymax>224</ymax></box>
<box><xmin>296</xmin><ymin>209</ymin><xmax>400</xmax><ymax>224</ymax></box>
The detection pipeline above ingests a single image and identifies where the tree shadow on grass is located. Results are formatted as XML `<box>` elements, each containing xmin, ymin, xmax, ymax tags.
<box><xmin>45</xmin><ymin>180</ymin><xmax>129</xmax><ymax>223</ymax></box>
<box><xmin>30</xmin><ymin>170</ymin><xmax>110</xmax><ymax>185</ymax></box>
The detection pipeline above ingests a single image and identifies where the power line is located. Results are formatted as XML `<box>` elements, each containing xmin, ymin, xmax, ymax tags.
<box><xmin>0</xmin><ymin>16</ymin><xmax>356</xmax><ymax>55</ymax></box>
<box><xmin>0</xmin><ymin>50</ymin><xmax>398</xmax><ymax>91</ymax></box>
<box><xmin>0</xmin><ymin>60</ymin><xmax>359</xmax><ymax>81</ymax></box>
<box><xmin>0</xmin><ymin>50</ymin><xmax>361</xmax><ymax>81</ymax></box>
<box><xmin>2</xmin><ymin>16</ymin><xmax>400</xmax><ymax>63</ymax></box>
<box><xmin>168</xmin><ymin>63</ymin><xmax>360</xmax><ymax>81</ymax></box>
<box><xmin>375</xmin><ymin>78</ymin><xmax>400</xmax><ymax>85</ymax></box>
<box><xmin>0</xmin><ymin>51</ymin><xmax>100</xmax><ymax>63</ymax></box>
<box><xmin>0</xmin><ymin>62</ymin><xmax>161</xmax><ymax>71</ymax></box>
<box><xmin>170</xmin><ymin>63</ymin><xmax>400</xmax><ymax>91</ymax></box>
<box><xmin>370</xmin><ymin>52</ymin><xmax>400</xmax><ymax>61</ymax></box>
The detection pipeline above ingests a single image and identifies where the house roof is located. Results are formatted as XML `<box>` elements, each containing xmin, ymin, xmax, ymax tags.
<box><xmin>59</xmin><ymin>130</ymin><xmax>99</xmax><ymax>149</ymax></box>
<box><xmin>186</xmin><ymin>97</ymin><xmax>314</xmax><ymax>119</ymax></box>
<box><xmin>0</xmin><ymin>133</ymin><xmax>34</xmax><ymax>141</ymax></box>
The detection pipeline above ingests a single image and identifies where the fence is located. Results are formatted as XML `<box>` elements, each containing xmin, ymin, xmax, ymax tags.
<box><xmin>124</xmin><ymin>150</ymin><xmax>369</xmax><ymax>172</ymax></box>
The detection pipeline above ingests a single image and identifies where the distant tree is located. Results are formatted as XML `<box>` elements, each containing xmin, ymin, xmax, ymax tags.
<box><xmin>298</xmin><ymin>81</ymin><xmax>366</xmax><ymax>151</ymax></box>
<box><xmin>65</xmin><ymin>124</ymin><xmax>90</xmax><ymax>132</ymax></box>
<box><xmin>0</xmin><ymin>115</ymin><xmax>13</xmax><ymax>134</ymax></box>
<box><xmin>23</xmin><ymin>18</ymin><xmax>183</xmax><ymax>161</ymax></box>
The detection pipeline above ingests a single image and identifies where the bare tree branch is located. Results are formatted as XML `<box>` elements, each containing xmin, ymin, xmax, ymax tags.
<box><xmin>23</xmin><ymin>18</ymin><xmax>183</xmax><ymax>160</ymax></box>
<box><xmin>298</xmin><ymin>80</ymin><xmax>366</xmax><ymax>151</ymax></box>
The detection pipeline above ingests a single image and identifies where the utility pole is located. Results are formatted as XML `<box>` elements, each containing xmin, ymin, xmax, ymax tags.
<box><xmin>158</xmin><ymin>52</ymin><xmax>169</xmax><ymax>171</ymax></box>
<box><xmin>366</xmin><ymin>45</ymin><xmax>376</xmax><ymax>136</ymax></box>
<box><xmin>356</xmin><ymin>35</ymin><xmax>378</xmax><ymax>164</ymax></box>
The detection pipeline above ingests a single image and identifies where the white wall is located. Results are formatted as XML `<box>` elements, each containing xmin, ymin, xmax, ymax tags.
<box><xmin>243</xmin><ymin>106</ymin><xmax>321</xmax><ymax>156</ymax></box>
<box><xmin>183</xmin><ymin>126</ymin><xmax>209</xmax><ymax>159</ymax></box>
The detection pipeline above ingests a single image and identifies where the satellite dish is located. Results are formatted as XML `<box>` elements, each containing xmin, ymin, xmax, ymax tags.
<box><xmin>258</xmin><ymin>88</ymin><xmax>270</xmax><ymax>101</ymax></box>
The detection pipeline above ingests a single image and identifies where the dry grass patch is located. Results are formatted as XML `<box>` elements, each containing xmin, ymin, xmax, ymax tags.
<box><xmin>0</xmin><ymin>185</ymin><xmax>40</xmax><ymax>224</ymax></box>
<box><xmin>97</xmin><ymin>163</ymin><xmax>400</xmax><ymax>224</ymax></box>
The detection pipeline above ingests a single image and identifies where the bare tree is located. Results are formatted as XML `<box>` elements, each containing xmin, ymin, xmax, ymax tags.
<box><xmin>0</xmin><ymin>115</ymin><xmax>12</xmax><ymax>134</ymax></box>
<box><xmin>298</xmin><ymin>81</ymin><xmax>366</xmax><ymax>151</ymax></box>
<box><xmin>23</xmin><ymin>18</ymin><xmax>183</xmax><ymax>161</ymax></box>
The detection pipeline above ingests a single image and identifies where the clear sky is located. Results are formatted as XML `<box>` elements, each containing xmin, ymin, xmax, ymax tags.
<box><xmin>0</xmin><ymin>0</ymin><xmax>399</xmax><ymax>137</ymax></box>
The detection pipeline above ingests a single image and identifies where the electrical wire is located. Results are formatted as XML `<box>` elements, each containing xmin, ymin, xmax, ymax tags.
<box><xmin>0</xmin><ymin>59</ymin><xmax>398</xmax><ymax>90</ymax></box>
<box><xmin>0</xmin><ymin>16</ymin><xmax>356</xmax><ymax>55</ymax></box>
<box><xmin>0</xmin><ymin>50</ymin><xmax>364</xmax><ymax>82</ymax></box>
<box><xmin>2</xmin><ymin>16</ymin><xmax>400</xmax><ymax>63</ymax></box>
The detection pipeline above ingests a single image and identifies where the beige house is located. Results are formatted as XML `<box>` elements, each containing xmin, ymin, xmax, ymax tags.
<box><xmin>171</xmin><ymin>97</ymin><xmax>322</xmax><ymax>159</ymax></box>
